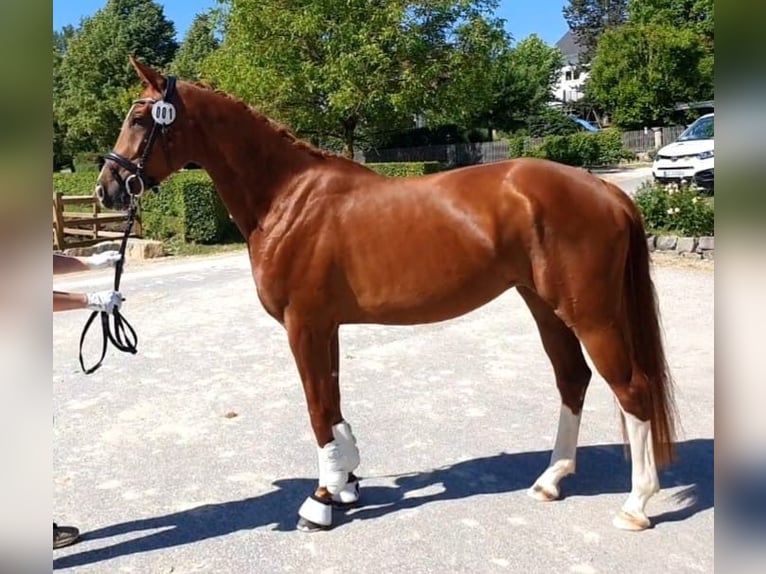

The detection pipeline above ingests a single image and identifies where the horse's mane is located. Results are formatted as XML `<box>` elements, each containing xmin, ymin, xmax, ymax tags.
<box><xmin>187</xmin><ymin>79</ymin><xmax>348</xmax><ymax>162</ymax></box>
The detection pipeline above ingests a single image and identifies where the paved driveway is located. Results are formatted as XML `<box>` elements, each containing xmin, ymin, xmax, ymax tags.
<box><xmin>595</xmin><ymin>166</ymin><xmax>653</xmax><ymax>196</ymax></box>
<box><xmin>53</xmin><ymin>251</ymin><xmax>713</xmax><ymax>574</ymax></box>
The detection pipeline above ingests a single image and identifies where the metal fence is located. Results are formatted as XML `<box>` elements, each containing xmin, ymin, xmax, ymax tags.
<box><xmin>360</xmin><ymin>125</ymin><xmax>688</xmax><ymax>167</ymax></box>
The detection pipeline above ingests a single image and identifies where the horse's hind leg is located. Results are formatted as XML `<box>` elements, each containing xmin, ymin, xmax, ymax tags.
<box><xmin>519</xmin><ymin>287</ymin><xmax>592</xmax><ymax>501</ymax></box>
<box><xmin>577</xmin><ymin>323</ymin><xmax>660</xmax><ymax>531</ymax></box>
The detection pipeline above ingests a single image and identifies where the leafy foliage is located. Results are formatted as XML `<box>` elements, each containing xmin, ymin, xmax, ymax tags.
<box><xmin>365</xmin><ymin>162</ymin><xmax>442</xmax><ymax>177</ymax></box>
<box><xmin>586</xmin><ymin>23</ymin><xmax>712</xmax><ymax>128</ymax></box>
<box><xmin>53</xmin><ymin>172</ymin><xmax>99</xmax><ymax>197</ymax></box>
<box><xmin>203</xmin><ymin>0</ymin><xmax>507</xmax><ymax>157</ymax></box>
<box><xmin>627</xmin><ymin>0</ymin><xmax>714</xmax><ymax>44</ymax></box>
<box><xmin>477</xmin><ymin>35</ymin><xmax>563</xmax><ymax>133</ymax></box>
<box><xmin>525</xmin><ymin>108</ymin><xmax>582</xmax><ymax>137</ymax></box>
<box><xmin>53</xmin><ymin>170</ymin><xmax>238</xmax><ymax>244</ymax></box>
<box><xmin>509</xmin><ymin>128</ymin><xmax>633</xmax><ymax>167</ymax></box>
<box><xmin>562</xmin><ymin>0</ymin><xmax>628</xmax><ymax>65</ymax></box>
<box><xmin>169</xmin><ymin>13</ymin><xmax>219</xmax><ymax>80</ymax></box>
<box><xmin>374</xmin><ymin>124</ymin><xmax>488</xmax><ymax>148</ymax></box>
<box><xmin>584</xmin><ymin>0</ymin><xmax>714</xmax><ymax>128</ymax></box>
<box><xmin>54</xmin><ymin>0</ymin><xmax>178</xmax><ymax>156</ymax></box>
<box><xmin>142</xmin><ymin>171</ymin><xmax>236</xmax><ymax>243</ymax></box>
<box><xmin>634</xmin><ymin>180</ymin><xmax>714</xmax><ymax>236</ymax></box>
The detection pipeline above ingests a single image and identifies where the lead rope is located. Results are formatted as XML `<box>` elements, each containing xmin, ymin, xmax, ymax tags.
<box><xmin>78</xmin><ymin>200</ymin><xmax>139</xmax><ymax>374</ymax></box>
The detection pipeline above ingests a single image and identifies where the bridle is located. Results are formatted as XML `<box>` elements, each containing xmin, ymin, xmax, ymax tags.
<box><xmin>78</xmin><ymin>76</ymin><xmax>177</xmax><ymax>375</ymax></box>
<box><xmin>101</xmin><ymin>75</ymin><xmax>177</xmax><ymax>197</ymax></box>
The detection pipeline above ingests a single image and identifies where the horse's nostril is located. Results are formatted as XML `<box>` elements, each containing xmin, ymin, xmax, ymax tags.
<box><xmin>95</xmin><ymin>184</ymin><xmax>105</xmax><ymax>200</ymax></box>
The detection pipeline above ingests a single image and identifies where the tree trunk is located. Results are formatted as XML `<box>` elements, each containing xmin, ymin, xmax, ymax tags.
<box><xmin>342</xmin><ymin>114</ymin><xmax>358</xmax><ymax>159</ymax></box>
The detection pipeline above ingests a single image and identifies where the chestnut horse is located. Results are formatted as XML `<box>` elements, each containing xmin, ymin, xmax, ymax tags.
<box><xmin>96</xmin><ymin>58</ymin><xmax>677</xmax><ymax>533</ymax></box>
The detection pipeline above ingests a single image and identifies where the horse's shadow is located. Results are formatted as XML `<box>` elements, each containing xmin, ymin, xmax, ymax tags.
<box><xmin>53</xmin><ymin>439</ymin><xmax>713</xmax><ymax>570</ymax></box>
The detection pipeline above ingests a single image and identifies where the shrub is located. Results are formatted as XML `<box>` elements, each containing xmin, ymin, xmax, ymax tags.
<box><xmin>373</xmin><ymin>124</ymin><xmax>484</xmax><ymax>148</ymax></box>
<box><xmin>73</xmin><ymin>152</ymin><xmax>102</xmax><ymax>173</ymax></box>
<box><xmin>507</xmin><ymin>128</ymin><xmax>634</xmax><ymax>167</ymax></box>
<box><xmin>143</xmin><ymin>171</ymin><xmax>236</xmax><ymax>244</ymax></box>
<box><xmin>595</xmin><ymin>128</ymin><xmax>635</xmax><ymax>165</ymax></box>
<box><xmin>53</xmin><ymin>172</ymin><xmax>98</xmax><ymax>197</ymax></box>
<box><xmin>507</xmin><ymin>135</ymin><xmax>529</xmax><ymax>158</ymax></box>
<box><xmin>526</xmin><ymin>109</ymin><xmax>581</xmax><ymax>137</ymax></box>
<box><xmin>634</xmin><ymin>180</ymin><xmax>714</xmax><ymax>237</ymax></box>
<box><xmin>53</xmin><ymin>170</ymin><xmax>238</xmax><ymax>243</ymax></box>
<box><xmin>365</xmin><ymin>162</ymin><xmax>442</xmax><ymax>177</ymax></box>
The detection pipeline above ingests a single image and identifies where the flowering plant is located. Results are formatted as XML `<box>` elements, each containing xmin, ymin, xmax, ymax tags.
<box><xmin>633</xmin><ymin>181</ymin><xmax>714</xmax><ymax>236</ymax></box>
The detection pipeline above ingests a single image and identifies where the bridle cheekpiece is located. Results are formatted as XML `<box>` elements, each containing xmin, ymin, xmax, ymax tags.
<box><xmin>101</xmin><ymin>75</ymin><xmax>177</xmax><ymax>198</ymax></box>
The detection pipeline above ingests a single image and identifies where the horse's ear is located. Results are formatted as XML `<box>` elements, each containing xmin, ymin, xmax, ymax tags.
<box><xmin>129</xmin><ymin>55</ymin><xmax>166</xmax><ymax>93</ymax></box>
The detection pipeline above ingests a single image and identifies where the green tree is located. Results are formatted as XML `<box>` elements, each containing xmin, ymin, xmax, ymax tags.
<box><xmin>626</xmin><ymin>0</ymin><xmax>713</xmax><ymax>100</ymax></box>
<box><xmin>628</xmin><ymin>0</ymin><xmax>713</xmax><ymax>45</ymax></box>
<box><xmin>562</xmin><ymin>0</ymin><xmax>628</xmax><ymax>65</ymax></box>
<box><xmin>478</xmin><ymin>34</ymin><xmax>563</xmax><ymax>133</ymax></box>
<box><xmin>586</xmin><ymin>23</ymin><xmax>711</xmax><ymax>127</ymax></box>
<box><xmin>53</xmin><ymin>26</ymin><xmax>76</xmax><ymax>170</ymax></box>
<box><xmin>170</xmin><ymin>13</ymin><xmax>220</xmax><ymax>80</ymax></box>
<box><xmin>55</xmin><ymin>0</ymin><xmax>177</xmax><ymax>157</ymax></box>
<box><xmin>53</xmin><ymin>25</ymin><xmax>75</xmax><ymax>53</ymax></box>
<box><xmin>203</xmin><ymin>0</ymin><xmax>508</xmax><ymax>157</ymax></box>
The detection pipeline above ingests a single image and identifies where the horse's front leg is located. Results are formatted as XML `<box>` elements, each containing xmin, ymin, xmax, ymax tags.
<box><xmin>286</xmin><ymin>320</ymin><xmax>360</xmax><ymax>532</ymax></box>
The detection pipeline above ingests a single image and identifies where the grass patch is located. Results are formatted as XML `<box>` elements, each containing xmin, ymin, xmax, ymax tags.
<box><xmin>162</xmin><ymin>236</ymin><xmax>247</xmax><ymax>257</ymax></box>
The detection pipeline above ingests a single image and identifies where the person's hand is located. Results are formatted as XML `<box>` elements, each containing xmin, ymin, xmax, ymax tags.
<box><xmin>85</xmin><ymin>290</ymin><xmax>124</xmax><ymax>314</ymax></box>
<box><xmin>84</xmin><ymin>251</ymin><xmax>122</xmax><ymax>270</ymax></box>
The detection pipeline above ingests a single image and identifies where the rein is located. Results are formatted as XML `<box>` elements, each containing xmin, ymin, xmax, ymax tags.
<box><xmin>78</xmin><ymin>202</ymin><xmax>139</xmax><ymax>374</ymax></box>
<box><xmin>79</xmin><ymin>75</ymin><xmax>178</xmax><ymax>375</ymax></box>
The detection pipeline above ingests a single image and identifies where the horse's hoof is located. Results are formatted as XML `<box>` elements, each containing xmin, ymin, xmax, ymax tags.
<box><xmin>332</xmin><ymin>477</ymin><xmax>361</xmax><ymax>508</ymax></box>
<box><xmin>297</xmin><ymin>517</ymin><xmax>331</xmax><ymax>533</ymax></box>
<box><xmin>297</xmin><ymin>495</ymin><xmax>332</xmax><ymax>532</ymax></box>
<box><xmin>612</xmin><ymin>510</ymin><xmax>651</xmax><ymax>531</ymax></box>
<box><xmin>527</xmin><ymin>483</ymin><xmax>560</xmax><ymax>502</ymax></box>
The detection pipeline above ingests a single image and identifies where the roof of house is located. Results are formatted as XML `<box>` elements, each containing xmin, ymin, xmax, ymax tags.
<box><xmin>555</xmin><ymin>30</ymin><xmax>585</xmax><ymax>59</ymax></box>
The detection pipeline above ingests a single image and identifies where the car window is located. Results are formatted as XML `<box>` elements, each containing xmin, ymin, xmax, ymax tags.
<box><xmin>678</xmin><ymin>116</ymin><xmax>714</xmax><ymax>141</ymax></box>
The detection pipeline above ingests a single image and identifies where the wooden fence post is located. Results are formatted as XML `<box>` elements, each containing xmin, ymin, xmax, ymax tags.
<box><xmin>53</xmin><ymin>192</ymin><xmax>65</xmax><ymax>250</ymax></box>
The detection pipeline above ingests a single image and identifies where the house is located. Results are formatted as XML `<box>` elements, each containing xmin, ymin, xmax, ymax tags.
<box><xmin>552</xmin><ymin>30</ymin><xmax>587</xmax><ymax>105</ymax></box>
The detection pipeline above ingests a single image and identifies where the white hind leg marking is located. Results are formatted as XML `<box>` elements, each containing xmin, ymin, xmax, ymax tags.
<box><xmin>613</xmin><ymin>409</ymin><xmax>660</xmax><ymax>531</ymax></box>
<box><xmin>529</xmin><ymin>404</ymin><xmax>582</xmax><ymax>501</ymax></box>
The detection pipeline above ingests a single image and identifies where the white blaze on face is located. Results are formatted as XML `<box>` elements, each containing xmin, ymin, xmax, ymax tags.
<box><xmin>96</xmin><ymin>101</ymin><xmax>142</xmax><ymax>186</ymax></box>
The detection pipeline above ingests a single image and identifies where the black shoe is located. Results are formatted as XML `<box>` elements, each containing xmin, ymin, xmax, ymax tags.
<box><xmin>53</xmin><ymin>522</ymin><xmax>80</xmax><ymax>549</ymax></box>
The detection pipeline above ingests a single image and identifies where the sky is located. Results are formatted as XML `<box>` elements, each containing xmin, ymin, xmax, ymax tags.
<box><xmin>53</xmin><ymin>0</ymin><xmax>570</xmax><ymax>47</ymax></box>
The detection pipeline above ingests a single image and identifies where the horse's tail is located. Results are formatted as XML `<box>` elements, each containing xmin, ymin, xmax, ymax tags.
<box><xmin>622</xmin><ymin>194</ymin><xmax>678</xmax><ymax>466</ymax></box>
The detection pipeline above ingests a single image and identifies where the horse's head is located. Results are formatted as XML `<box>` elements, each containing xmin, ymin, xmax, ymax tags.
<box><xmin>96</xmin><ymin>57</ymin><xmax>191</xmax><ymax>210</ymax></box>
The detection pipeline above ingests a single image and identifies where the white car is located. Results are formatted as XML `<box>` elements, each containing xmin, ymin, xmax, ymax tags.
<box><xmin>652</xmin><ymin>112</ymin><xmax>714</xmax><ymax>191</ymax></box>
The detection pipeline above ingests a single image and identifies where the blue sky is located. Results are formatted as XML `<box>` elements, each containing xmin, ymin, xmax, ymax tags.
<box><xmin>53</xmin><ymin>0</ymin><xmax>569</xmax><ymax>47</ymax></box>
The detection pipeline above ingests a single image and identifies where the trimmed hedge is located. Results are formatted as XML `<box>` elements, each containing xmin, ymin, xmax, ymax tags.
<box><xmin>53</xmin><ymin>170</ymin><xmax>236</xmax><ymax>244</ymax></box>
<box><xmin>365</xmin><ymin>162</ymin><xmax>442</xmax><ymax>177</ymax></box>
<box><xmin>141</xmin><ymin>171</ymin><xmax>234</xmax><ymax>244</ymax></box>
<box><xmin>52</xmin><ymin>161</ymin><xmax>442</xmax><ymax>244</ymax></box>
<box><xmin>508</xmin><ymin>128</ymin><xmax>634</xmax><ymax>167</ymax></box>
<box><xmin>53</xmin><ymin>172</ymin><xmax>99</xmax><ymax>197</ymax></box>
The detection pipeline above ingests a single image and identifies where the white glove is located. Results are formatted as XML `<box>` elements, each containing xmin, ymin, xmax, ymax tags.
<box><xmin>85</xmin><ymin>290</ymin><xmax>124</xmax><ymax>314</ymax></box>
<box><xmin>84</xmin><ymin>251</ymin><xmax>123</xmax><ymax>270</ymax></box>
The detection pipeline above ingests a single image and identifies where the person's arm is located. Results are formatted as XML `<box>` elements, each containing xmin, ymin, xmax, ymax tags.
<box><xmin>53</xmin><ymin>291</ymin><xmax>88</xmax><ymax>312</ymax></box>
<box><xmin>53</xmin><ymin>289</ymin><xmax>125</xmax><ymax>314</ymax></box>
<box><xmin>53</xmin><ymin>253</ymin><xmax>89</xmax><ymax>275</ymax></box>
<box><xmin>53</xmin><ymin>251</ymin><xmax>123</xmax><ymax>276</ymax></box>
